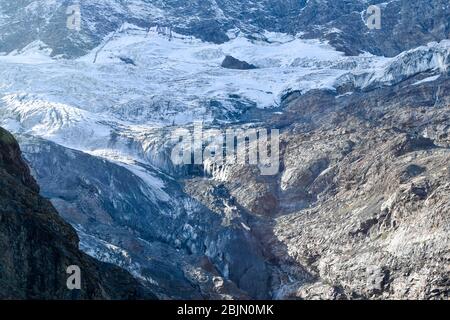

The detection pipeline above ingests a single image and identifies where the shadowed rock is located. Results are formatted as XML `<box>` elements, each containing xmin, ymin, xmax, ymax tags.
<box><xmin>221</xmin><ymin>55</ymin><xmax>257</xmax><ymax>70</ymax></box>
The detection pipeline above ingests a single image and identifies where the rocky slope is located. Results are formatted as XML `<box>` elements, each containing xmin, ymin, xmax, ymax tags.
<box><xmin>0</xmin><ymin>127</ymin><xmax>155</xmax><ymax>299</ymax></box>
<box><xmin>275</xmin><ymin>72</ymin><xmax>450</xmax><ymax>299</ymax></box>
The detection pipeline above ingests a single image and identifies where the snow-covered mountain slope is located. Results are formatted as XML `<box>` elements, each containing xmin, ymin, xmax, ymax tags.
<box><xmin>1</xmin><ymin>1</ymin><xmax>449</xmax><ymax>299</ymax></box>
<box><xmin>0</xmin><ymin>26</ymin><xmax>389</xmax><ymax>166</ymax></box>
<box><xmin>0</xmin><ymin>0</ymin><xmax>307</xmax><ymax>57</ymax></box>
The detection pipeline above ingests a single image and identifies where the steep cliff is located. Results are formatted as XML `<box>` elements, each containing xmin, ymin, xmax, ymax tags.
<box><xmin>0</xmin><ymin>127</ymin><xmax>155</xmax><ymax>299</ymax></box>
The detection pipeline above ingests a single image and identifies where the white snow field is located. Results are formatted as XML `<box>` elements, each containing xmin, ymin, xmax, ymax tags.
<box><xmin>0</xmin><ymin>25</ymin><xmax>388</xmax><ymax>157</ymax></box>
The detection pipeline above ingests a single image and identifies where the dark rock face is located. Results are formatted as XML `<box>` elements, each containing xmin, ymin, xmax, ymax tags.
<box><xmin>1</xmin><ymin>0</ymin><xmax>449</xmax><ymax>302</ymax></box>
<box><xmin>0</xmin><ymin>127</ymin><xmax>155</xmax><ymax>299</ymax></box>
<box><xmin>221</xmin><ymin>56</ymin><xmax>257</xmax><ymax>70</ymax></box>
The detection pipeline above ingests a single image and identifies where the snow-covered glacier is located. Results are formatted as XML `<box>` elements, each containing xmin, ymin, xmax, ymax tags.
<box><xmin>1</xmin><ymin>13</ymin><xmax>449</xmax><ymax>299</ymax></box>
<box><xmin>0</xmin><ymin>25</ymin><xmax>389</xmax><ymax>155</ymax></box>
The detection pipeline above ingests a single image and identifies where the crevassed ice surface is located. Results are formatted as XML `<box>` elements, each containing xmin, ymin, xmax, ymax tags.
<box><xmin>0</xmin><ymin>25</ymin><xmax>387</xmax><ymax>154</ymax></box>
